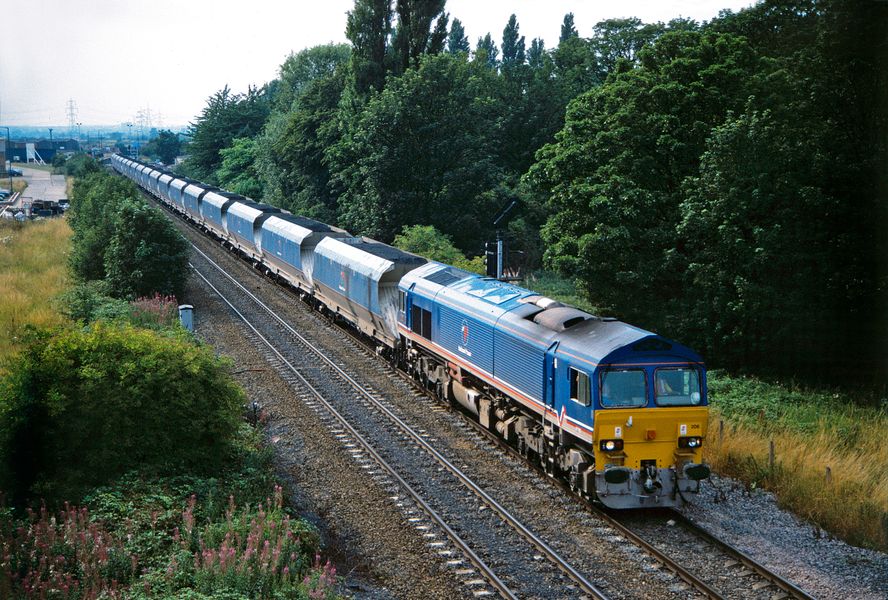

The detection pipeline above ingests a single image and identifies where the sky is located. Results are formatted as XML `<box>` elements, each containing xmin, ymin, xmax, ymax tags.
<box><xmin>0</xmin><ymin>0</ymin><xmax>755</xmax><ymax>130</ymax></box>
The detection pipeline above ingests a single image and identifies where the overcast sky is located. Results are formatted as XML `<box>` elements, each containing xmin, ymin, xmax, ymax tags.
<box><xmin>1</xmin><ymin>0</ymin><xmax>755</xmax><ymax>129</ymax></box>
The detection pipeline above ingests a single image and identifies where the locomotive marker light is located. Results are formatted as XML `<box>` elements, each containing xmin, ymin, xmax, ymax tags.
<box><xmin>599</xmin><ymin>439</ymin><xmax>623</xmax><ymax>452</ymax></box>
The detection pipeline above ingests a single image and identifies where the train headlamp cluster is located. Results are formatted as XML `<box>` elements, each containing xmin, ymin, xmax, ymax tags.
<box><xmin>678</xmin><ymin>436</ymin><xmax>703</xmax><ymax>449</ymax></box>
<box><xmin>599</xmin><ymin>439</ymin><xmax>624</xmax><ymax>452</ymax></box>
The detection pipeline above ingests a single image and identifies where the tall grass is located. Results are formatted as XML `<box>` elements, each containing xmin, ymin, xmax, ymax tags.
<box><xmin>704</xmin><ymin>373</ymin><xmax>888</xmax><ymax>550</ymax></box>
<box><xmin>0</xmin><ymin>220</ymin><xmax>72</xmax><ymax>363</ymax></box>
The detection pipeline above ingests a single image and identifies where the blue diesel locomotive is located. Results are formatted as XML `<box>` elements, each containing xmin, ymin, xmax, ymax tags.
<box><xmin>112</xmin><ymin>154</ymin><xmax>711</xmax><ymax>508</ymax></box>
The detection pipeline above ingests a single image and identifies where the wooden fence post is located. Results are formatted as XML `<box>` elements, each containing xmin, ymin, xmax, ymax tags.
<box><xmin>719</xmin><ymin>419</ymin><xmax>724</xmax><ymax>446</ymax></box>
<box><xmin>825</xmin><ymin>466</ymin><xmax>832</xmax><ymax>485</ymax></box>
<box><xmin>768</xmin><ymin>440</ymin><xmax>775</xmax><ymax>470</ymax></box>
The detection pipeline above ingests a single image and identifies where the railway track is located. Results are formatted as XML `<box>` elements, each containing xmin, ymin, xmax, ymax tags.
<box><xmin>145</xmin><ymin>188</ymin><xmax>818</xmax><ymax>600</ymax></box>
<box><xmin>188</xmin><ymin>243</ymin><xmax>610</xmax><ymax>600</ymax></box>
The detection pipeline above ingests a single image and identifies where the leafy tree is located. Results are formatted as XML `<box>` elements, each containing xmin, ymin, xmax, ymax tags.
<box><xmin>256</xmin><ymin>67</ymin><xmax>348</xmax><ymax>222</ymax></box>
<box><xmin>141</xmin><ymin>129</ymin><xmax>182</xmax><ymax>164</ymax></box>
<box><xmin>183</xmin><ymin>85</ymin><xmax>272</xmax><ymax>181</ymax></box>
<box><xmin>63</xmin><ymin>153</ymin><xmax>101</xmax><ymax>177</ymax></box>
<box><xmin>395</xmin><ymin>224</ymin><xmax>485</xmax><ymax>273</ymax></box>
<box><xmin>391</xmin><ymin>0</ymin><xmax>447</xmax><ymax>73</ymax></box>
<box><xmin>329</xmin><ymin>53</ymin><xmax>505</xmax><ymax>250</ymax></box>
<box><xmin>68</xmin><ymin>172</ymin><xmax>142</xmax><ymax>282</ymax></box>
<box><xmin>104</xmin><ymin>200</ymin><xmax>189</xmax><ymax>299</ymax></box>
<box><xmin>474</xmin><ymin>33</ymin><xmax>499</xmax><ymax>69</ymax></box>
<box><xmin>529</xmin><ymin>28</ymin><xmax>764</xmax><ymax>329</ymax></box>
<box><xmin>346</xmin><ymin>0</ymin><xmax>392</xmax><ymax>94</ymax></box>
<box><xmin>215</xmin><ymin>137</ymin><xmax>263</xmax><ymax>199</ymax></box>
<box><xmin>527</xmin><ymin>38</ymin><xmax>545</xmax><ymax>68</ymax></box>
<box><xmin>394</xmin><ymin>224</ymin><xmax>465</xmax><ymax>265</ymax></box>
<box><xmin>447</xmin><ymin>17</ymin><xmax>470</xmax><ymax>54</ymax></box>
<box><xmin>552</xmin><ymin>34</ymin><xmax>598</xmax><ymax>98</ymax></box>
<box><xmin>560</xmin><ymin>12</ymin><xmax>578</xmax><ymax>42</ymax></box>
<box><xmin>590</xmin><ymin>17</ymin><xmax>667</xmax><ymax>79</ymax></box>
<box><xmin>501</xmin><ymin>14</ymin><xmax>526</xmax><ymax>68</ymax></box>
<box><xmin>0</xmin><ymin>324</ymin><xmax>244</xmax><ymax>503</ymax></box>
<box><xmin>275</xmin><ymin>43</ymin><xmax>351</xmax><ymax>109</ymax></box>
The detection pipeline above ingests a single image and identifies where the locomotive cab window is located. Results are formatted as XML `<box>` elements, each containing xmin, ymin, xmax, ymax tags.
<box><xmin>654</xmin><ymin>368</ymin><xmax>701</xmax><ymax>406</ymax></box>
<box><xmin>600</xmin><ymin>369</ymin><xmax>647</xmax><ymax>408</ymax></box>
<box><xmin>398</xmin><ymin>291</ymin><xmax>406</xmax><ymax>314</ymax></box>
<box><xmin>569</xmin><ymin>368</ymin><xmax>591</xmax><ymax>406</ymax></box>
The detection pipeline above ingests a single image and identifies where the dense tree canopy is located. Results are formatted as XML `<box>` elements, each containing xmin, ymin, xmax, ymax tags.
<box><xmin>183</xmin><ymin>0</ymin><xmax>887</xmax><ymax>383</ymax></box>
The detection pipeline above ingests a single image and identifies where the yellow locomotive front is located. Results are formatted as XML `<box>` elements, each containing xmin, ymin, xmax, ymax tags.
<box><xmin>591</xmin><ymin>365</ymin><xmax>710</xmax><ymax>508</ymax></box>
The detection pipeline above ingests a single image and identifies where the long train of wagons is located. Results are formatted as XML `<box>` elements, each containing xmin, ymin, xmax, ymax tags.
<box><xmin>112</xmin><ymin>154</ymin><xmax>711</xmax><ymax>509</ymax></box>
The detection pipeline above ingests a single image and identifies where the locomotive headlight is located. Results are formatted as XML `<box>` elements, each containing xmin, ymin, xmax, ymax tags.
<box><xmin>599</xmin><ymin>439</ymin><xmax>624</xmax><ymax>452</ymax></box>
<box><xmin>678</xmin><ymin>436</ymin><xmax>703</xmax><ymax>449</ymax></box>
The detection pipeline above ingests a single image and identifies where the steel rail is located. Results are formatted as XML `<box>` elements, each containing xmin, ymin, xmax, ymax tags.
<box><xmin>669</xmin><ymin>510</ymin><xmax>815</xmax><ymax>600</ymax></box>
<box><xmin>188</xmin><ymin>243</ymin><xmax>609</xmax><ymax>600</ymax></box>
<box><xmin>189</xmin><ymin>262</ymin><xmax>519</xmax><ymax>600</ymax></box>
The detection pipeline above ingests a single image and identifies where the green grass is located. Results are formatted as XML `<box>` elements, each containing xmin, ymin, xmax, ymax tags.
<box><xmin>0</xmin><ymin>219</ymin><xmax>72</xmax><ymax>364</ymax></box>
<box><xmin>11</xmin><ymin>162</ymin><xmax>53</xmax><ymax>173</ymax></box>
<box><xmin>705</xmin><ymin>373</ymin><xmax>888</xmax><ymax>550</ymax></box>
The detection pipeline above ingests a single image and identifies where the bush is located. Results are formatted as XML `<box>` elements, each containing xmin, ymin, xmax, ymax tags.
<box><xmin>104</xmin><ymin>201</ymin><xmax>189</xmax><ymax>299</ymax></box>
<box><xmin>0</xmin><ymin>323</ymin><xmax>244</xmax><ymax>504</ymax></box>
<box><xmin>68</xmin><ymin>171</ymin><xmax>188</xmax><ymax>300</ymax></box>
<box><xmin>64</xmin><ymin>153</ymin><xmax>101</xmax><ymax>177</ymax></box>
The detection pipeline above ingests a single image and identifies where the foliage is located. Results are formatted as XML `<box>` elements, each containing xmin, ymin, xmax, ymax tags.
<box><xmin>256</xmin><ymin>69</ymin><xmax>348</xmax><ymax>222</ymax></box>
<box><xmin>528</xmin><ymin>25</ymin><xmax>767</xmax><ymax>357</ymax></box>
<box><xmin>104</xmin><ymin>201</ymin><xmax>189</xmax><ymax>299</ymax></box>
<box><xmin>705</xmin><ymin>372</ymin><xmax>888</xmax><ymax>550</ymax></box>
<box><xmin>345</xmin><ymin>0</ymin><xmax>392</xmax><ymax>94</ymax></box>
<box><xmin>68</xmin><ymin>171</ymin><xmax>188</xmax><ymax>300</ymax></box>
<box><xmin>0</xmin><ymin>323</ymin><xmax>244</xmax><ymax>503</ymax></box>
<box><xmin>0</xmin><ymin>504</ymin><xmax>137</xmax><ymax>598</ymax></box>
<box><xmin>446</xmin><ymin>18</ymin><xmax>469</xmax><ymax>54</ymax></box>
<box><xmin>0</xmin><ymin>220</ymin><xmax>72</xmax><ymax>364</ymax></box>
<box><xmin>63</xmin><ymin>153</ymin><xmax>101</xmax><ymax>178</ymax></box>
<box><xmin>393</xmin><ymin>224</ymin><xmax>482</xmax><ymax>274</ymax></box>
<box><xmin>214</xmin><ymin>137</ymin><xmax>263</xmax><ymax>199</ymax></box>
<box><xmin>275</xmin><ymin>44</ymin><xmax>351</xmax><ymax>110</ymax></box>
<box><xmin>0</xmin><ymin>427</ymin><xmax>343</xmax><ymax>597</ymax></box>
<box><xmin>142</xmin><ymin>130</ymin><xmax>183</xmax><ymax>164</ymax></box>
<box><xmin>329</xmin><ymin>53</ymin><xmax>505</xmax><ymax>250</ymax></box>
<box><xmin>390</xmin><ymin>0</ymin><xmax>448</xmax><ymax>74</ymax></box>
<box><xmin>183</xmin><ymin>85</ymin><xmax>273</xmax><ymax>182</ymax></box>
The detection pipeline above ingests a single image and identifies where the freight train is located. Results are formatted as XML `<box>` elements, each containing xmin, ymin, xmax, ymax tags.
<box><xmin>112</xmin><ymin>154</ymin><xmax>711</xmax><ymax>508</ymax></box>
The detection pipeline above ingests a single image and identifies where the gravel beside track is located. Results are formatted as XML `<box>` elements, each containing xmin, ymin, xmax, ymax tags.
<box><xmin>161</xmin><ymin>197</ymin><xmax>887</xmax><ymax>600</ymax></box>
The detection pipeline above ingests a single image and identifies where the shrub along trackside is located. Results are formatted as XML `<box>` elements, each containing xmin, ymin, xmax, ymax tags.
<box><xmin>67</xmin><ymin>163</ymin><xmax>189</xmax><ymax>300</ymax></box>
<box><xmin>0</xmin><ymin>161</ymin><xmax>343</xmax><ymax>598</ymax></box>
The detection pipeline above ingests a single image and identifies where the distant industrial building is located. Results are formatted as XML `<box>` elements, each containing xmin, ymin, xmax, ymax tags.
<box><xmin>5</xmin><ymin>139</ymin><xmax>81</xmax><ymax>163</ymax></box>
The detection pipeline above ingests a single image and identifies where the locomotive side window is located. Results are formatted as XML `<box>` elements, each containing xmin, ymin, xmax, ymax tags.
<box><xmin>398</xmin><ymin>291</ymin><xmax>406</xmax><ymax>314</ymax></box>
<box><xmin>654</xmin><ymin>368</ymin><xmax>701</xmax><ymax>406</ymax></box>
<box><xmin>600</xmin><ymin>369</ymin><xmax>647</xmax><ymax>408</ymax></box>
<box><xmin>570</xmin><ymin>368</ymin><xmax>591</xmax><ymax>406</ymax></box>
<box><xmin>411</xmin><ymin>305</ymin><xmax>432</xmax><ymax>340</ymax></box>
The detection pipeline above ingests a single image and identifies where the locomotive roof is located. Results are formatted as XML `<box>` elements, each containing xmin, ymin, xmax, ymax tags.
<box><xmin>403</xmin><ymin>264</ymin><xmax>703</xmax><ymax>366</ymax></box>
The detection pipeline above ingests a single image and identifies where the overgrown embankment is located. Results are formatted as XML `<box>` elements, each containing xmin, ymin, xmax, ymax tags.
<box><xmin>704</xmin><ymin>374</ymin><xmax>888</xmax><ymax>551</ymax></box>
<box><xmin>0</xmin><ymin>159</ymin><xmax>343</xmax><ymax>599</ymax></box>
<box><xmin>0</xmin><ymin>219</ymin><xmax>72</xmax><ymax>363</ymax></box>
